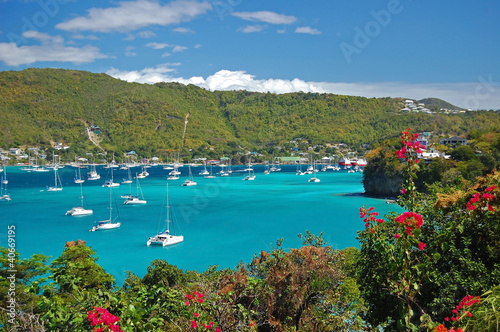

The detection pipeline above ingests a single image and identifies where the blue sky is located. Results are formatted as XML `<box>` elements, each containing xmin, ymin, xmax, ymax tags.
<box><xmin>1</xmin><ymin>0</ymin><xmax>499</xmax><ymax>109</ymax></box>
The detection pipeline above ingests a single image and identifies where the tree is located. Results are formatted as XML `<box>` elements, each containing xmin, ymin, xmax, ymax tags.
<box><xmin>51</xmin><ymin>240</ymin><xmax>115</xmax><ymax>293</ymax></box>
<box><xmin>450</xmin><ymin>145</ymin><xmax>477</xmax><ymax>162</ymax></box>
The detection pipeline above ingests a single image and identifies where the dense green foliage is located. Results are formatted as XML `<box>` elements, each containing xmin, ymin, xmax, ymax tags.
<box><xmin>1</xmin><ymin>69</ymin><xmax>500</xmax><ymax>162</ymax></box>
<box><xmin>363</xmin><ymin>130</ymin><xmax>500</xmax><ymax>196</ymax></box>
<box><xmin>418</xmin><ymin>98</ymin><xmax>464</xmax><ymax>111</ymax></box>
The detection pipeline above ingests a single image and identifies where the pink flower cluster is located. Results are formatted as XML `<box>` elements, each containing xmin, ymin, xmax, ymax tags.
<box><xmin>444</xmin><ymin>295</ymin><xmax>480</xmax><ymax>323</ymax></box>
<box><xmin>466</xmin><ymin>185</ymin><xmax>497</xmax><ymax>211</ymax></box>
<box><xmin>394</xmin><ymin>211</ymin><xmax>426</xmax><ymax>250</ymax></box>
<box><xmin>185</xmin><ymin>291</ymin><xmax>221</xmax><ymax>332</ymax></box>
<box><xmin>186</xmin><ymin>290</ymin><xmax>204</xmax><ymax>306</ymax></box>
<box><xmin>359</xmin><ymin>206</ymin><xmax>384</xmax><ymax>233</ymax></box>
<box><xmin>87</xmin><ymin>307</ymin><xmax>123</xmax><ymax>332</ymax></box>
<box><xmin>396</xmin><ymin>128</ymin><xmax>422</xmax><ymax>163</ymax></box>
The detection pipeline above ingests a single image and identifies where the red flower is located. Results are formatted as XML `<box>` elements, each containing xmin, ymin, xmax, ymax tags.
<box><xmin>418</xmin><ymin>242</ymin><xmax>426</xmax><ymax>251</ymax></box>
<box><xmin>395</xmin><ymin>233</ymin><xmax>400</xmax><ymax>239</ymax></box>
<box><xmin>191</xmin><ymin>320</ymin><xmax>198</xmax><ymax>329</ymax></box>
<box><xmin>194</xmin><ymin>312</ymin><xmax>199</xmax><ymax>318</ymax></box>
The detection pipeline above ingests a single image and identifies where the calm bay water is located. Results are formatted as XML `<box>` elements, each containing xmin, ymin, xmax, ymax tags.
<box><xmin>0</xmin><ymin>165</ymin><xmax>401</xmax><ymax>285</ymax></box>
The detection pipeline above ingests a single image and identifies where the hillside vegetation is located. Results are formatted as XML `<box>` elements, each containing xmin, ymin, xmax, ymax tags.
<box><xmin>1</xmin><ymin>68</ymin><xmax>499</xmax><ymax>159</ymax></box>
<box><xmin>418</xmin><ymin>97</ymin><xmax>465</xmax><ymax>110</ymax></box>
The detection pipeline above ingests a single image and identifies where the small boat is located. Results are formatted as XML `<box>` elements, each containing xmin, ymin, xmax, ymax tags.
<box><xmin>308</xmin><ymin>164</ymin><xmax>321</xmax><ymax>183</ymax></box>
<box><xmin>87</xmin><ymin>163</ymin><xmax>101</xmax><ymax>181</ymax></box>
<box><xmin>0</xmin><ymin>166</ymin><xmax>10</xmax><ymax>201</ymax></box>
<box><xmin>90</xmin><ymin>187</ymin><xmax>121</xmax><ymax>231</ymax></box>
<box><xmin>182</xmin><ymin>166</ymin><xmax>197</xmax><ymax>186</ymax></box>
<box><xmin>66</xmin><ymin>181</ymin><xmax>93</xmax><ymax>216</ymax></box>
<box><xmin>74</xmin><ymin>167</ymin><xmax>85</xmax><ymax>184</ymax></box>
<box><xmin>242</xmin><ymin>168</ymin><xmax>256</xmax><ymax>181</ymax></box>
<box><xmin>102</xmin><ymin>166</ymin><xmax>120</xmax><ymax>187</ymax></box>
<box><xmin>124</xmin><ymin>176</ymin><xmax>147</xmax><ymax>205</ymax></box>
<box><xmin>1</xmin><ymin>166</ymin><xmax>8</xmax><ymax>185</ymax></box>
<box><xmin>199</xmin><ymin>163</ymin><xmax>209</xmax><ymax>175</ymax></box>
<box><xmin>147</xmin><ymin>184</ymin><xmax>184</xmax><ymax>247</ymax></box>
<box><xmin>137</xmin><ymin>166</ymin><xmax>150</xmax><ymax>179</ymax></box>
<box><xmin>47</xmin><ymin>167</ymin><xmax>63</xmax><ymax>191</ymax></box>
<box><xmin>122</xmin><ymin>167</ymin><xmax>133</xmax><ymax>184</ymax></box>
<box><xmin>204</xmin><ymin>164</ymin><xmax>216</xmax><ymax>179</ymax></box>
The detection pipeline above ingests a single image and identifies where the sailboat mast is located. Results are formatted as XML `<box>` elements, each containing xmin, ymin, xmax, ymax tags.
<box><xmin>166</xmin><ymin>184</ymin><xmax>170</xmax><ymax>231</ymax></box>
<box><xmin>109</xmin><ymin>186</ymin><xmax>113</xmax><ymax>220</ymax></box>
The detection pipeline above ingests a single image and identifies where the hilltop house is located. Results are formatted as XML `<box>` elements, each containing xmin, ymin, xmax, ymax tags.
<box><xmin>440</xmin><ymin>136</ymin><xmax>468</xmax><ymax>147</ymax></box>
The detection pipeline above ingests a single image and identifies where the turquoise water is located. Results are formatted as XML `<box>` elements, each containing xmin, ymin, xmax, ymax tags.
<box><xmin>0</xmin><ymin>165</ymin><xmax>401</xmax><ymax>285</ymax></box>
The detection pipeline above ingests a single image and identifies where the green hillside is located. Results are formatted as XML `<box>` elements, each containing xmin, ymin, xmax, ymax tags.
<box><xmin>1</xmin><ymin>68</ymin><xmax>499</xmax><ymax>160</ymax></box>
<box><xmin>418</xmin><ymin>97</ymin><xmax>464</xmax><ymax>110</ymax></box>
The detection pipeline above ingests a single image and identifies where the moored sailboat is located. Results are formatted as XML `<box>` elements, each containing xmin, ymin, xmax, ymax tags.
<box><xmin>147</xmin><ymin>183</ymin><xmax>184</xmax><ymax>247</ymax></box>
<box><xmin>90</xmin><ymin>186</ymin><xmax>121</xmax><ymax>231</ymax></box>
<box><xmin>66</xmin><ymin>181</ymin><xmax>93</xmax><ymax>216</ymax></box>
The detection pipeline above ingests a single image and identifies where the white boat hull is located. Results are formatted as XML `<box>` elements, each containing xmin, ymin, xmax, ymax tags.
<box><xmin>124</xmin><ymin>197</ymin><xmax>147</xmax><ymax>205</ymax></box>
<box><xmin>147</xmin><ymin>234</ymin><xmax>184</xmax><ymax>247</ymax></box>
<box><xmin>0</xmin><ymin>194</ymin><xmax>11</xmax><ymax>201</ymax></box>
<box><xmin>66</xmin><ymin>207</ymin><xmax>93</xmax><ymax>216</ymax></box>
<box><xmin>90</xmin><ymin>222</ymin><xmax>121</xmax><ymax>232</ymax></box>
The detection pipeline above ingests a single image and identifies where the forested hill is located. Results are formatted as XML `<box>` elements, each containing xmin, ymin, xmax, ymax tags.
<box><xmin>1</xmin><ymin>68</ymin><xmax>499</xmax><ymax>159</ymax></box>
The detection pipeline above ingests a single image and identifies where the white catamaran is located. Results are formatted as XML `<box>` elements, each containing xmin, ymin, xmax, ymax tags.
<box><xmin>147</xmin><ymin>184</ymin><xmax>184</xmax><ymax>247</ymax></box>
<box><xmin>90</xmin><ymin>186</ymin><xmax>121</xmax><ymax>231</ymax></box>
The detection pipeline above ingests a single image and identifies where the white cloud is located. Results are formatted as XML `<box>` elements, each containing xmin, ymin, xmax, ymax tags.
<box><xmin>161</xmin><ymin>52</ymin><xmax>171</xmax><ymax>57</ymax></box>
<box><xmin>194</xmin><ymin>44</ymin><xmax>201</xmax><ymax>48</ymax></box>
<box><xmin>106</xmin><ymin>68</ymin><xmax>500</xmax><ymax>110</ymax></box>
<box><xmin>107</xmin><ymin>63</ymin><xmax>181</xmax><ymax>84</ymax></box>
<box><xmin>56</xmin><ymin>0</ymin><xmax>212</xmax><ymax>33</ymax></box>
<box><xmin>231</xmin><ymin>11</ymin><xmax>296</xmax><ymax>25</ymax></box>
<box><xmin>173</xmin><ymin>27</ymin><xmax>194</xmax><ymax>33</ymax></box>
<box><xmin>146</xmin><ymin>42</ymin><xmax>170</xmax><ymax>49</ymax></box>
<box><xmin>73</xmin><ymin>34</ymin><xmax>100</xmax><ymax>40</ymax></box>
<box><xmin>0</xmin><ymin>31</ymin><xmax>108</xmax><ymax>66</ymax></box>
<box><xmin>137</xmin><ymin>30</ymin><xmax>157</xmax><ymax>38</ymax></box>
<box><xmin>239</xmin><ymin>25</ymin><xmax>265</xmax><ymax>33</ymax></box>
<box><xmin>295</xmin><ymin>26</ymin><xmax>321</xmax><ymax>35</ymax></box>
<box><xmin>125</xmin><ymin>46</ymin><xmax>136</xmax><ymax>56</ymax></box>
<box><xmin>173</xmin><ymin>45</ymin><xmax>188</xmax><ymax>52</ymax></box>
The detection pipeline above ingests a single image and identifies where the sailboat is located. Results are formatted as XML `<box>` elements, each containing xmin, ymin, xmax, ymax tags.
<box><xmin>204</xmin><ymin>164</ymin><xmax>216</xmax><ymax>179</ymax></box>
<box><xmin>137</xmin><ymin>165</ymin><xmax>149</xmax><ymax>179</ymax></box>
<box><xmin>74</xmin><ymin>167</ymin><xmax>85</xmax><ymax>184</ymax></box>
<box><xmin>263</xmin><ymin>161</ymin><xmax>270</xmax><ymax>175</ymax></box>
<box><xmin>47</xmin><ymin>166</ymin><xmax>63</xmax><ymax>191</ymax></box>
<box><xmin>147</xmin><ymin>184</ymin><xmax>184</xmax><ymax>247</ymax></box>
<box><xmin>66</xmin><ymin>181</ymin><xmax>93</xmax><ymax>216</ymax></box>
<box><xmin>1</xmin><ymin>166</ymin><xmax>8</xmax><ymax>185</ymax></box>
<box><xmin>32</xmin><ymin>154</ymin><xmax>49</xmax><ymax>172</ymax></box>
<box><xmin>102</xmin><ymin>166</ymin><xmax>120</xmax><ymax>187</ymax></box>
<box><xmin>199</xmin><ymin>162</ymin><xmax>209</xmax><ymax>175</ymax></box>
<box><xmin>124</xmin><ymin>175</ymin><xmax>147</xmax><ymax>204</ymax></box>
<box><xmin>308</xmin><ymin>161</ymin><xmax>321</xmax><ymax>183</ymax></box>
<box><xmin>87</xmin><ymin>163</ymin><xmax>101</xmax><ymax>181</ymax></box>
<box><xmin>121</xmin><ymin>167</ymin><xmax>133</xmax><ymax>184</ymax></box>
<box><xmin>90</xmin><ymin>186</ymin><xmax>121</xmax><ymax>231</ymax></box>
<box><xmin>242</xmin><ymin>167</ymin><xmax>256</xmax><ymax>181</ymax></box>
<box><xmin>182</xmin><ymin>166</ymin><xmax>197</xmax><ymax>186</ymax></box>
<box><xmin>0</xmin><ymin>166</ymin><xmax>10</xmax><ymax>201</ymax></box>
